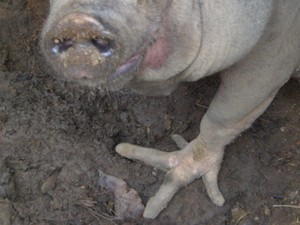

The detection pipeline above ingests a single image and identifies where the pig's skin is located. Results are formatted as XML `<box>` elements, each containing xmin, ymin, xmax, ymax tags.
<box><xmin>41</xmin><ymin>0</ymin><xmax>300</xmax><ymax>219</ymax></box>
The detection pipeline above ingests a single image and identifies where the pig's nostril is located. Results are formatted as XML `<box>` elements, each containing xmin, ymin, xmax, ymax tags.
<box><xmin>91</xmin><ymin>38</ymin><xmax>113</xmax><ymax>57</ymax></box>
<box><xmin>51</xmin><ymin>38</ymin><xmax>74</xmax><ymax>54</ymax></box>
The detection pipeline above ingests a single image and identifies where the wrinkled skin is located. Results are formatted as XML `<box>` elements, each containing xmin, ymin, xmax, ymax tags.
<box><xmin>41</xmin><ymin>0</ymin><xmax>300</xmax><ymax>219</ymax></box>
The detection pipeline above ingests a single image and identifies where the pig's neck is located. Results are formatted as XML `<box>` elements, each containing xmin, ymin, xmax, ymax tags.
<box><xmin>185</xmin><ymin>0</ymin><xmax>273</xmax><ymax>81</ymax></box>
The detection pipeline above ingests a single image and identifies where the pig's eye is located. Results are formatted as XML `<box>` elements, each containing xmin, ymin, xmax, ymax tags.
<box><xmin>91</xmin><ymin>38</ymin><xmax>113</xmax><ymax>57</ymax></box>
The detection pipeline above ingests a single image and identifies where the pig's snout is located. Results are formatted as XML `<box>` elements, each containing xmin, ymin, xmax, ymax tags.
<box><xmin>43</xmin><ymin>13</ymin><xmax>115</xmax><ymax>80</ymax></box>
<box><xmin>42</xmin><ymin>12</ymin><xmax>144</xmax><ymax>90</ymax></box>
<box><xmin>50</xmin><ymin>15</ymin><xmax>113</xmax><ymax>57</ymax></box>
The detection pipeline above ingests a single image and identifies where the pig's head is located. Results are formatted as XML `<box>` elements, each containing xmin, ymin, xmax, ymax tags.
<box><xmin>41</xmin><ymin>0</ymin><xmax>201</xmax><ymax>95</ymax></box>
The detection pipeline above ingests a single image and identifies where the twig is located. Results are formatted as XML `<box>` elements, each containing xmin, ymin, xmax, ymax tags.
<box><xmin>87</xmin><ymin>207</ymin><xmax>118</xmax><ymax>225</ymax></box>
<box><xmin>273</xmin><ymin>204</ymin><xmax>300</xmax><ymax>209</ymax></box>
<box><xmin>235</xmin><ymin>213</ymin><xmax>249</xmax><ymax>225</ymax></box>
<box><xmin>74</xmin><ymin>202</ymin><xmax>117</xmax><ymax>225</ymax></box>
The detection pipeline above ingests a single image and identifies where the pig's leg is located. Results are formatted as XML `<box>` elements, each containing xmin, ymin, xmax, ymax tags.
<box><xmin>116</xmin><ymin>44</ymin><xmax>295</xmax><ymax>218</ymax></box>
<box><xmin>116</xmin><ymin>92</ymin><xmax>277</xmax><ymax>219</ymax></box>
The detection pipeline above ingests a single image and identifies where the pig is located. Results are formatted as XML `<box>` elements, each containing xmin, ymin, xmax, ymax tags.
<box><xmin>41</xmin><ymin>0</ymin><xmax>300</xmax><ymax>219</ymax></box>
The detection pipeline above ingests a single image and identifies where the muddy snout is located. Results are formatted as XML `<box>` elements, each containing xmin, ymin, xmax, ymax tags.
<box><xmin>42</xmin><ymin>13</ymin><xmax>115</xmax><ymax>80</ymax></box>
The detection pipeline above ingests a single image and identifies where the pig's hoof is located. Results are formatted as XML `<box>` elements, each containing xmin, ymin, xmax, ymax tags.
<box><xmin>116</xmin><ymin>135</ymin><xmax>225</xmax><ymax>219</ymax></box>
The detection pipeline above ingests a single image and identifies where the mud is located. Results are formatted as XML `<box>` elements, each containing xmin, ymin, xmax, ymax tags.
<box><xmin>0</xmin><ymin>1</ymin><xmax>299</xmax><ymax>224</ymax></box>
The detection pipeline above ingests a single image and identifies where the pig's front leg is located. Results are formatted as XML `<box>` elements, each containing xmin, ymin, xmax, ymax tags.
<box><xmin>116</xmin><ymin>43</ymin><xmax>294</xmax><ymax>219</ymax></box>
<box><xmin>116</xmin><ymin>93</ymin><xmax>275</xmax><ymax>219</ymax></box>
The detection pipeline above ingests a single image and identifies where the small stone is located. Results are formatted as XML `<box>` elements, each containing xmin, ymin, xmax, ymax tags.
<box><xmin>53</xmin><ymin>38</ymin><xmax>60</xmax><ymax>44</ymax></box>
<box><xmin>41</xmin><ymin>174</ymin><xmax>58</xmax><ymax>194</ymax></box>
<box><xmin>264</xmin><ymin>206</ymin><xmax>271</xmax><ymax>216</ymax></box>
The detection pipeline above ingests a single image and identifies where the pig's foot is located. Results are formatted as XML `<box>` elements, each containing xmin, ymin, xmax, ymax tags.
<box><xmin>116</xmin><ymin>135</ymin><xmax>225</xmax><ymax>219</ymax></box>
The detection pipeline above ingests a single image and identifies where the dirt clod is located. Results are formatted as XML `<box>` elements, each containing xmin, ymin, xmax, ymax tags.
<box><xmin>98</xmin><ymin>170</ymin><xmax>145</xmax><ymax>220</ymax></box>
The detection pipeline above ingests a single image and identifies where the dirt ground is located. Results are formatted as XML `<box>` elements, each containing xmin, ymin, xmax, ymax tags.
<box><xmin>0</xmin><ymin>1</ymin><xmax>299</xmax><ymax>225</ymax></box>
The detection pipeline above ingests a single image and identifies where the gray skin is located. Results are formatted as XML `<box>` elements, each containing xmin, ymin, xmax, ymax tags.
<box><xmin>41</xmin><ymin>0</ymin><xmax>300</xmax><ymax>219</ymax></box>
